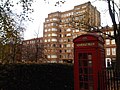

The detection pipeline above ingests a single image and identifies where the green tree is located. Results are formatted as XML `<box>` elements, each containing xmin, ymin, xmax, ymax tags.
<box><xmin>0</xmin><ymin>0</ymin><xmax>33</xmax><ymax>63</ymax></box>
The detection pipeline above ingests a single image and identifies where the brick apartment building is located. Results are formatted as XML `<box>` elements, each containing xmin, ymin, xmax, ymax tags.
<box><xmin>43</xmin><ymin>2</ymin><xmax>101</xmax><ymax>63</ymax></box>
<box><xmin>22</xmin><ymin>38</ymin><xmax>46</xmax><ymax>63</ymax></box>
<box><xmin>102</xmin><ymin>26</ymin><xmax>116</xmax><ymax>67</ymax></box>
<box><xmin>21</xmin><ymin>26</ymin><xmax>116</xmax><ymax>66</ymax></box>
<box><xmin>22</xmin><ymin>2</ymin><xmax>116</xmax><ymax>65</ymax></box>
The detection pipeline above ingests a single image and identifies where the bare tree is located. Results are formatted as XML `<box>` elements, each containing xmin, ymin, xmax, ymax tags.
<box><xmin>107</xmin><ymin>0</ymin><xmax>120</xmax><ymax>70</ymax></box>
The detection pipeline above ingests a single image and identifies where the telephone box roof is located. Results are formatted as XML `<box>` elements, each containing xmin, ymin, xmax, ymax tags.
<box><xmin>73</xmin><ymin>33</ymin><xmax>104</xmax><ymax>43</ymax></box>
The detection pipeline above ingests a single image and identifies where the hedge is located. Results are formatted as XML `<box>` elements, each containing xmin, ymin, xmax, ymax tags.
<box><xmin>0</xmin><ymin>63</ymin><xmax>74</xmax><ymax>90</ymax></box>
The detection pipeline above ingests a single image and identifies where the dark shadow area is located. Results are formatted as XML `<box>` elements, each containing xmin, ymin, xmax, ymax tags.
<box><xmin>0</xmin><ymin>63</ymin><xmax>74</xmax><ymax>90</ymax></box>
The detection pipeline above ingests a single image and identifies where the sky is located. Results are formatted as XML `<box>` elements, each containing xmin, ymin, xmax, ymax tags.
<box><xmin>24</xmin><ymin>0</ymin><xmax>119</xmax><ymax>40</ymax></box>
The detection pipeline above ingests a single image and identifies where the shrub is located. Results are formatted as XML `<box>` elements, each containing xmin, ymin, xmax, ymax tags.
<box><xmin>0</xmin><ymin>63</ymin><xmax>74</xmax><ymax>90</ymax></box>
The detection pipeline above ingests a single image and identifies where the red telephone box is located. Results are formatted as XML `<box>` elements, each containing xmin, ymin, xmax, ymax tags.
<box><xmin>73</xmin><ymin>33</ymin><xmax>106</xmax><ymax>90</ymax></box>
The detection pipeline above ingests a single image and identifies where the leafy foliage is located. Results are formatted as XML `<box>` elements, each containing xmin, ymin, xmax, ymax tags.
<box><xmin>44</xmin><ymin>0</ymin><xmax>66</xmax><ymax>6</ymax></box>
<box><xmin>0</xmin><ymin>0</ymin><xmax>33</xmax><ymax>63</ymax></box>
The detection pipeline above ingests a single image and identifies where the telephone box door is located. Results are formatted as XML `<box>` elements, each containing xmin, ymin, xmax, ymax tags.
<box><xmin>73</xmin><ymin>33</ymin><xmax>105</xmax><ymax>90</ymax></box>
<box><xmin>76</xmin><ymin>49</ymin><xmax>96</xmax><ymax>90</ymax></box>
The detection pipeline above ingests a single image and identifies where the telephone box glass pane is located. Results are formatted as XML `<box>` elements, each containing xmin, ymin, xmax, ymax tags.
<box><xmin>89</xmin><ymin>75</ymin><xmax>93</xmax><ymax>81</ymax></box>
<box><xmin>84</xmin><ymin>75</ymin><xmax>88</xmax><ymax>81</ymax></box>
<box><xmin>88</xmin><ymin>61</ymin><xmax>92</xmax><ymax>67</ymax></box>
<box><xmin>79</xmin><ymin>60</ymin><xmax>82</xmax><ymax>66</ymax></box>
<box><xmin>80</xmin><ymin>75</ymin><xmax>83</xmax><ymax>81</ymax></box>
<box><xmin>88</xmin><ymin>68</ymin><xmax>93</xmax><ymax>74</ymax></box>
<box><xmin>89</xmin><ymin>85</ymin><xmax>93</xmax><ymax>90</ymax></box>
<box><xmin>83</xmin><ymin>53</ymin><xmax>87</xmax><ymax>59</ymax></box>
<box><xmin>89</xmin><ymin>83</ymin><xmax>94</xmax><ymax>90</ymax></box>
<box><xmin>79</xmin><ymin>53</ymin><xmax>82</xmax><ymax>59</ymax></box>
<box><xmin>88</xmin><ymin>54</ymin><xmax>92</xmax><ymax>60</ymax></box>
<box><xmin>83</xmin><ymin>61</ymin><xmax>88</xmax><ymax>66</ymax></box>
<box><xmin>84</xmin><ymin>83</ymin><xmax>88</xmax><ymax>89</ymax></box>
<box><xmin>79</xmin><ymin>68</ymin><xmax>83</xmax><ymax>73</ymax></box>
<box><xmin>84</xmin><ymin>68</ymin><xmax>88</xmax><ymax>74</ymax></box>
<box><xmin>80</xmin><ymin>82</ymin><xmax>88</xmax><ymax>89</ymax></box>
<box><xmin>80</xmin><ymin>82</ymin><xmax>84</xmax><ymax>89</ymax></box>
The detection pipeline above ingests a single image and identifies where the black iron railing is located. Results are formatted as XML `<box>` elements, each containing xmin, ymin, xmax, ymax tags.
<box><xmin>98</xmin><ymin>67</ymin><xmax>120</xmax><ymax>90</ymax></box>
<box><xmin>106</xmin><ymin>68</ymin><xmax>120</xmax><ymax>90</ymax></box>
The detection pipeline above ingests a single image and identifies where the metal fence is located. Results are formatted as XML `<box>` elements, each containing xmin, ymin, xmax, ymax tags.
<box><xmin>106</xmin><ymin>68</ymin><xmax>120</xmax><ymax>90</ymax></box>
<box><xmin>98</xmin><ymin>67</ymin><xmax>120</xmax><ymax>90</ymax></box>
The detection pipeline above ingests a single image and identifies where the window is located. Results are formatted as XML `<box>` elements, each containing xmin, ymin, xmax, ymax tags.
<box><xmin>52</xmin><ymin>28</ymin><xmax>57</xmax><ymax>31</ymax></box>
<box><xmin>67</xmin><ymin>33</ymin><xmax>71</xmax><ymax>36</ymax></box>
<box><xmin>44</xmin><ymin>24</ymin><xmax>47</xmax><ymax>27</ymax></box>
<box><xmin>68</xmin><ymin>18</ymin><xmax>71</xmax><ymax>22</ymax></box>
<box><xmin>27</xmin><ymin>41</ymin><xmax>29</xmax><ymax>44</ymax></box>
<box><xmin>106</xmin><ymin>48</ymin><xmax>110</xmax><ymax>55</ymax></box>
<box><xmin>67</xmin><ymin>49</ymin><xmax>71</xmax><ymax>52</ymax></box>
<box><xmin>59</xmin><ymin>39</ymin><xmax>63</xmax><ymax>42</ymax></box>
<box><xmin>59</xmin><ymin>44</ymin><xmax>62</xmax><ymax>48</ymax></box>
<box><xmin>44</xmin><ymin>39</ymin><xmax>47</xmax><ymax>42</ymax></box>
<box><xmin>45</xmin><ymin>29</ymin><xmax>47</xmax><ymax>32</ymax></box>
<box><xmin>111</xmin><ymin>40</ymin><xmax>115</xmax><ymax>44</ymax></box>
<box><xmin>75</xmin><ymin>17</ymin><xmax>79</xmax><ymax>20</ymax></box>
<box><xmin>68</xmin><ymin>39</ymin><xmax>70</xmax><ymax>42</ymax></box>
<box><xmin>53</xmin><ymin>44</ymin><xmax>56</xmax><ymax>47</ymax></box>
<box><xmin>44</xmin><ymin>34</ymin><xmax>47</xmax><ymax>37</ymax></box>
<box><xmin>51</xmin><ymin>38</ymin><xmax>57</xmax><ymax>42</ymax></box>
<box><xmin>48</xmin><ymin>24</ymin><xmax>50</xmax><ymax>27</ymax></box>
<box><xmin>48</xmin><ymin>39</ymin><xmax>50</xmax><ymax>42</ymax></box>
<box><xmin>59</xmin><ymin>34</ymin><xmax>61</xmax><ymax>37</ymax></box>
<box><xmin>111</xmin><ymin>48</ymin><xmax>116</xmax><ymax>55</ymax></box>
<box><xmin>82</xmin><ymin>5</ymin><xmax>86</xmax><ymax>8</ymax></box>
<box><xmin>32</xmin><ymin>41</ymin><xmax>35</xmax><ymax>44</ymax></box>
<box><xmin>64</xmin><ymin>44</ymin><xmax>66</xmax><ymax>47</ymax></box>
<box><xmin>76</xmin><ymin>29</ymin><xmax>79</xmax><ymax>32</ymax></box>
<box><xmin>51</xmin><ymin>33</ymin><xmax>57</xmax><ymax>36</ymax></box>
<box><xmin>67</xmin><ymin>44</ymin><xmax>71</xmax><ymax>47</ymax></box>
<box><xmin>106</xmin><ymin>39</ymin><xmax>110</xmax><ymax>45</ymax></box>
<box><xmin>75</xmin><ymin>7</ymin><xmax>80</xmax><ymax>10</ymax></box>
<box><xmin>48</xmin><ymin>29</ymin><xmax>51</xmax><ymax>31</ymax></box>
<box><xmin>64</xmin><ymin>39</ymin><xmax>67</xmax><ymax>42</ymax></box>
<box><xmin>53</xmin><ymin>18</ymin><xmax>57</xmax><ymax>21</ymax></box>
<box><xmin>59</xmin><ymin>50</ymin><xmax>62</xmax><ymax>53</ymax></box>
<box><xmin>51</xmin><ymin>60</ymin><xmax>57</xmax><ymax>63</ymax></box>
<box><xmin>46</xmin><ymin>19</ymin><xmax>49</xmax><ymax>22</ymax></box>
<box><xmin>51</xmin><ymin>23</ymin><xmax>57</xmax><ymax>26</ymax></box>
<box><xmin>111</xmin><ymin>31</ymin><xmax>114</xmax><ymax>36</ymax></box>
<box><xmin>48</xmin><ymin>34</ymin><xmax>51</xmax><ymax>36</ymax></box>
<box><xmin>106</xmin><ymin>32</ymin><xmax>110</xmax><ymax>36</ymax></box>
<box><xmin>66</xmin><ymin>28</ymin><xmax>71</xmax><ymax>31</ymax></box>
<box><xmin>47</xmin><ymin>55</ymin><xmax>50</xmax><ymax>58</ymax></box>
<box><xmin>51</xmin><ymin>55</ymin><xmax>57</xmax><ymax>58</ymax></box>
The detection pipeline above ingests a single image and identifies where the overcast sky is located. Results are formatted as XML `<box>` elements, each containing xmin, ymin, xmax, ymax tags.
<box><xmin>24</xmin><ymin>0</ymin><xmax>119</xmax><ymax>40</ymax></box>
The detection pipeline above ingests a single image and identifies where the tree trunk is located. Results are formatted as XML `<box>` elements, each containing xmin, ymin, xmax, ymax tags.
<box><xmin>115</xmin><ymin>36</ymin><xmax>120</xmax><ymax>70</ymax></box>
